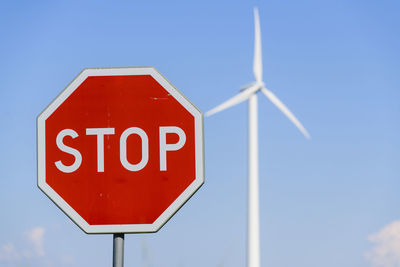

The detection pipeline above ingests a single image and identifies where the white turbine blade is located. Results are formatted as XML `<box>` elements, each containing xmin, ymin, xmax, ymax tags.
<box><xmin>253</xmin><ymin>7</ymin><xmax>263</xmax><ymax>83</ymax></box>
<box><xmin>261</xmin><ymin>87</ymin><xmax>311</xmax><ymax>139</ymax></box>
<box><xmin>206</xmin><ymin>84</ymin><xmax>260</xmax><ymax>117</ymax></box>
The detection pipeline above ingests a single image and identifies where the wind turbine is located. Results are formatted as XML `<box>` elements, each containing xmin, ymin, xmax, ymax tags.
<box><xmin>206</xmin><ymin>7</ymin><xmax>310</xmax><ymax>267</ymax></box>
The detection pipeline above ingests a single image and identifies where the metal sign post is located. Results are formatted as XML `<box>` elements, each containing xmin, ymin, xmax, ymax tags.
<box><xmin>113</xmin><ymin>234</ymin><xmax>124</xmax><ymax>267</ymax></box>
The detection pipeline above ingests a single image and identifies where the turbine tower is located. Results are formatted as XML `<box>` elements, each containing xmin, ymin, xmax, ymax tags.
<box><xmin>206</xmin><ymin>7</ymin><xmax>310</xmax><ymax>267</ymax></box>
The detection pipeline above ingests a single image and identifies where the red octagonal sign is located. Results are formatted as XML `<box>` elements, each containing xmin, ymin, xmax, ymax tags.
<box><xmin>37</xmin><ymin>67</ymin><xmax>204</xmax><ymax>233</ymax></box>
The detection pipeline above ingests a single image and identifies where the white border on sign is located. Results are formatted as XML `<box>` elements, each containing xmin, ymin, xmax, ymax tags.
<box><xmin>37</xmin><ymin>67</ymin><xmax>204</xmax><ymax>234</ymax></box>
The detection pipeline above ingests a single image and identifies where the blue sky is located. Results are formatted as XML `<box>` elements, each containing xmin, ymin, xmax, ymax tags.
<box><xmin>0</xmin><ymin>0</ymin><xmax>399</xmax><ymax>266</ymax></box>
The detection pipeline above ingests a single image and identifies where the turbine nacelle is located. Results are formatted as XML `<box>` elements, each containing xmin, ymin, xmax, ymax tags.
<box><xmin>239</xmin><ymin>82</ymin><xmax>264</xmax><ymax>92</ymax></box>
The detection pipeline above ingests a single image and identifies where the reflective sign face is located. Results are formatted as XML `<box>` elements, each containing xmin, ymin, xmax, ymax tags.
<box><xmin>37</xmin><ymin>67</ymin><xmax>204</xmax><ymax>233</ymax></box>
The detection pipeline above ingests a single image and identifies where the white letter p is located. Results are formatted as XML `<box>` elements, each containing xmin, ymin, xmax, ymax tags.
<box><xmin>159</xmin><ymin>126</ymin><xmax>186</xmax><ymax>171</ymax></box>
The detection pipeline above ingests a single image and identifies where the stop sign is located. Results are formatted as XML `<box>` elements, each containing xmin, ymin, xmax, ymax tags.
<box><xmin>37</xmin><ymin>67</ymin><xmax>204</xmax><ymax>233</ymax></box>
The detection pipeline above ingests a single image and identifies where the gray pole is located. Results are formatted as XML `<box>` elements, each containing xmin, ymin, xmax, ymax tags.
<box><xmin>113</xmin><ymin>233</ymin><xmax>124</xmax><ymax>267</ymax></box>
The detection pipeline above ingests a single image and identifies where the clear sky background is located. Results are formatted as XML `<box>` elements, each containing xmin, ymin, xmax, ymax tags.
<box><xmin>0</xmin><ymin>0</ymin><xmax>399</xmax><ymax>266</ymax></box>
